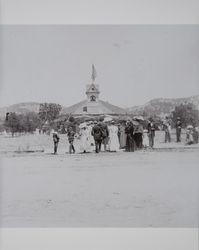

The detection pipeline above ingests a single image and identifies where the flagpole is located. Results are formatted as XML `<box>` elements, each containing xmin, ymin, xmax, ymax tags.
<box><xmin>91</xmin><ymin>64</ymin><xmax>97</xmax><ymax>84</ymax></box>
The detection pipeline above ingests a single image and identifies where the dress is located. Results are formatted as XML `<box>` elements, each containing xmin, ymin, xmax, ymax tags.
<box><xmin>119</xmin><ymin>125</ymin><xmax>127</xmax><ymax>148</ymax></box>
<box><xmin>143</xmin><ymin>130</ymin><xmax>149</xmax><ymax>147</ymax></box>
<box><xmin>79</xmin><ymin>128</ymin><xmax>91</xmax><ymax>152</ymax></box>
<box><xmin>186</xmin><ymin>129</ymin><xmax>194</xmax><ymax>145</ymax></box>
<box><xmin>87</xmin><ymin>125</ymin><xmax>95</xmax><ymax>146</ymax></box>
<box><xmin>125</xmin><ymin>124</ymin><xmax>134</xmax><ymax>152</ymax></box>
<box><xmin>108</xmin><ymin>125</ymin><xmax>120</xmax><ymax>152</ymax></box>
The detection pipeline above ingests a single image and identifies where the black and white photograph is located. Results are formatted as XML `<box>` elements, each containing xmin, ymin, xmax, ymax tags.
<box><xmin>0</xmin><ymin>1</ymin><xmax>199</xmax><ymax>249</ymax></box>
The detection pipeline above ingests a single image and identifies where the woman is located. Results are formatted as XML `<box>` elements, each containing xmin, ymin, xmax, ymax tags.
<box><xmin>87</xmin><ymin>121</ymin><xmax>95</xmax><ymax>147</ymax></box>
<box><xmin>147</xmin><ymin>119</ymin><xmax>155</xmax><ymax>148</ymax></box>
<box><xmin>79</xmin><ymin>123</ymin><xmax>91</xmax><ymax>153</ymax></box>
<box><xmin>186</xmin><ymin>125</ymin><xmax>194</xmax><ymax>145</ymax></box>
<box><xmin>118</xmin><ymin>122</ymin><xmax>127</xmax><ymax>149</ymax></box>
<box><xmin>108</xmin><ymin>121</ymin><xmax>120</xmax><ymax>152</ymax></box>
<box><xmin>125</xmin><ymin>120</ymin><xmax>134</xmax><ymax>152</ymax></box>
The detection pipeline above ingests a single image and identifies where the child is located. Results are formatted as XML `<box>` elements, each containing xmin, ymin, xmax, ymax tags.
<box><xmin>53</xmin><ymin>132</ymin><xmax>60</xmax><ymax>154</ymax></box>
<box><xmin>186</xmin><ymin>125</ymin><xmax>194</xmax><ymax>145</ymax></box>
<box><xmin>67</xmin><ymin>126</ymin><xmax>76</xmax><ymax>153</ymax></box>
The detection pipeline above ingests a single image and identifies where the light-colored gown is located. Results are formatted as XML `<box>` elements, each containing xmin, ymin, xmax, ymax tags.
<box><xmin>87</xmin><ymin>125</ymin><xmax>95</xmax><ymax>146</ymax></box>
<box><xmin>79</xmin><ymin>128</ymin><xmax>91</xmax><ymax>152</ymax></box>
<box><xmin>119</xmin><ymin>125</ymin><xmax>127</xmax><ymax>148</ymax></box>
<box><xmin>108</xmin><ymin>125</ymin><xmax>120</xmax><ymax>152</ymax></box>
<box><xmin>143</xmin><ymin>129</ymin><xmax>149</xmax><ymax>147</ymax></box>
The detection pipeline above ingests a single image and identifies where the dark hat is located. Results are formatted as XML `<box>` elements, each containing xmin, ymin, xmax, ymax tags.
<box><xmin>99</xmin><ymin>117</ymin><xmax>104</xmax><ymax>122</ymax></box>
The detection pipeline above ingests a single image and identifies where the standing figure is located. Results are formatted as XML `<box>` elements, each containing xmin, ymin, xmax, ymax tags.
<box><xmin>193</xmin><ymin>127</ymin><xmax>199</xmax><ymax>144</ymax></box>
<box><xmin>125</xmin><ymin>121</ymin><xmax>134</xmax><ymax>152</ymax></box>
<box><xmin>98</xmin><ymin>117</ymin><xmax>109</xmax><ymax>151</ymax></box>
<box><xmin>143</xmin><ymin>129</ymin><xmax>149</xmax><ymax>148</ymax></box>
<box><xmin>53</xmin><ymin>132</ymin><xmax>60</xmax><ymax>154</ymax></box>
<box><xmin>176</xmin><ymin>117</ymin><xmax>182</xmax><ymax>142</ymax></box>
<box><xmin>108</xmin><ymin>121</ymin><xmax>120</xmax><ymax>152</ymax></box>
<box><xmin>67</xmin><ymin>126</ymin><xmax>76</xmax><ymax>154</ymax></box>
<box><xmin>133</xmin><ymin>121</ymin><xmax>144</xmax><ymax>149</ymax></box>
<box><xmin>147</xmin><ymin>119</ymin><xmax>155</xmax><ymax>148</ymax></box>
<box><xmin>91</xmin><ymin>121</ymin><xmax>103</xmax><ymax>153</ymax></box>
<box><xmin>163</xmin><ymin>117</ymin><xmax>171</xmax><ymax>143</ymax></box>
<box><xmin>87</xmin><ymin>121</ymin><xmax>95</xmax><ymax>147</ymax></box>
<box><xmin>186</xmin><ymin>125</ymin><xmax>194</xmax><ymax>145</ymax></box>
<box><xmin>79</xmin><ymin>123</ymin><xmax>91</xmax><ymax>153</ymax></box>
<box><xmin>118</xmin><ymin>122</ymin><xmax>127</xmax><ymax>149</ymax></box>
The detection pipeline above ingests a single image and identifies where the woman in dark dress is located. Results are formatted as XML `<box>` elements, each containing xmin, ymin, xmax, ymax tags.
<box><xmin>125</xmin><ymin>121</ymin><xmax>134</xmax><ymax>152</ymax></box>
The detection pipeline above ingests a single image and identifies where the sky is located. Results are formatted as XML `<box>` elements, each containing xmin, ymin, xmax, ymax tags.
<box><xmin>0</xmin><ymin>25</ymin><xmax>199</xmax><ymax>108</ymax></box>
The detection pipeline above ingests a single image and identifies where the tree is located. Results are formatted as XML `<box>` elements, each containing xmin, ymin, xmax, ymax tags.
<box><xmin>172</xmin><ymin>103</ymin><xmax>199</xmax><ymax>128</ymax></box>
<box><xmin>4</xmin><ymin>112</ymin><xmax>20</xmax><ymax>136</ymax></box>
<box><xmin>19</xmin><ymin>112</ymin><xmax>40</xmax><ymax>133</ymax></box>
<box><xmin>4</xmin><ymin>112</ymin><xmax>40</xmax><ymax>135</ymax></box>
<box><xmin>38</xmin><ymin>103</ymin><xmax>62</xmax><ymax>126</ymax></box>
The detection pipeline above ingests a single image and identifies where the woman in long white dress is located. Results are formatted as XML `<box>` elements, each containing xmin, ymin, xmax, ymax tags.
<box><xmin>87</xmin><ymin>122</ymin><xmax>95</xmax><ymax>147</ymax></box>
<box><xmin>79</xmin><ymin>123</ymin><xmax>91</xmax><ymax>153</ymax></box>
<box><xmin>108</xmin><ymin>121</ymin><xmax>120</xmax><ymax>152</ymax></box>
<box><xmin>143</xmin><ymin>129</ymin><xmax>149</xmax><ymax>148</ymax></box>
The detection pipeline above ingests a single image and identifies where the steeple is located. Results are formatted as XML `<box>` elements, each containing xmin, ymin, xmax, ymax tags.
<box><xmin>86</xmin><ymin>65</ymin><xmax>100</xmax><ymax>102</ymax></box>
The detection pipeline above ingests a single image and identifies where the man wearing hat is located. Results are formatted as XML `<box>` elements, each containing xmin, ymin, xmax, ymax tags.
<box><xmin>91</xmin><ymin>121</ymin><xmax>103</xmax><ymax>153</ymax></box>
<box><xmin>52</xmin><ymin>131</ymin><xmax>60</xmax><ymax>154</ymax></box>
<box><xmin>175</xmin><ymin>117</ymin><xmax>182</xmax><ymax>142</ymax></box>
<box><xmin>98</xmin><ymin>117</ymin><xmax>109</xmax><ymax>152</ymax></box>
<box><xmin>147</xmin><ymin>118</ymin><xmax>155</xmax><ymax>148</ymax></box>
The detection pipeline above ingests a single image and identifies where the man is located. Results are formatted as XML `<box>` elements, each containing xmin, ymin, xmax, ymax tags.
<box><xmin>147</xmin><ymin>119</ymin><xmax>155</xmax><ymax>148</ymax></box>
<box><xmin>163</xmin><ymin>116</ymin><xmax>171</xmax><ymax>143</ymax></box>
<box><xmin>91</xmin><ymin>121</ymin><xmax>103</xmax><ymax>153</ymax></box>
<box><xmin>67</xmin><ymin>126</ymin><xmax>76</xmax><ymax>154</ymax></box>
<box><xmin>98</xmin><ymin>117</ymin><xmax>109</xmax><ymax>151</ymax></box>
<box><xmin>53</xmin><ymin>132</ymin><xmax>60</xmax><ymax>154</ymax></box>
<box><xmin>176</xmin><ymin>117</ymin><xmax>182</xmax><ymax>142</ymax></box>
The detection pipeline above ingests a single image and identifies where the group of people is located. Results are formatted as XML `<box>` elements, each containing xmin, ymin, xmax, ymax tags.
<box><xmin>162</xmin><ymin>116</ymin><xmax>182</xmax><ymax>143</ymax></box>
<box><xmin>52</xmin><ymin>117</ymin><xmax>157</xmax><ymax>154</ymax></box>
<box><xmin>162</xmin><ymin>116</ymin><xmax>199</xmax><ymax>145</ymax></box>
<box><xmin>52</xmin><ymin>116</ymin><xmax>199</xmax><ymax>154</ymax></box>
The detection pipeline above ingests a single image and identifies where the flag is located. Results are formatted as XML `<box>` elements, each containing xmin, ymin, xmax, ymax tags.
<box><xmin>91</xmin><ymin>64</ymin><xmax>97</xmax><ymax>82</ymax></box>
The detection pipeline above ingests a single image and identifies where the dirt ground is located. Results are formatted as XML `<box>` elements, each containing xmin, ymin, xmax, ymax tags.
<box><xmin>0</xmin><ymin>131</ymin><xmax>198</xmax><ymax>227</ymax></box>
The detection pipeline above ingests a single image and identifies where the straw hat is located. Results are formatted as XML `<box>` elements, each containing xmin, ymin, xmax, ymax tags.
<box><xmin>79</xmin><ymin>123</ymin><xmax>87</xmax><ymax>129</ymax></box>
<box><xmin>187</xmin><ymin>125</ymin><xmax>193</xmax><ymax>129</ymax></box>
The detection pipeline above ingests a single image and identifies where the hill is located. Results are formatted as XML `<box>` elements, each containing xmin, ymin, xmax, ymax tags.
<box><xmin>127</xmin><ymin>95</ymin><xmax>199</xmax><ymax>117</ymax></box>
<box><xmin>0</xmin><ymin>102</ymin><xmax>41</xmax><ymax>118</ymax></box>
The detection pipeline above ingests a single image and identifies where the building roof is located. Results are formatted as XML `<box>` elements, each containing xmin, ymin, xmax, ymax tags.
<box><xmin>62</xmin><ymin>99</ymin><xmax>127</xmax><ymax>115</ymax></box>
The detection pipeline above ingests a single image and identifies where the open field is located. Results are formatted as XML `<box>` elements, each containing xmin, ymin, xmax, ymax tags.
<box><xmin>0</xmin><ymin>131</ymin><xmax>198</xmax><ymax>227</ymax></box>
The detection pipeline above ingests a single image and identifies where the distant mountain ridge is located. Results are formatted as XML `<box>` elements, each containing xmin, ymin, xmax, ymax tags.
<box><xmin>0</xmin><ymin>95</ymin><xmax>198</xmax><ymax>118</ymax></box>
<box><xmin>0</xmin><ymin>102</ymin><xmax>41</xmax><ymax>118</ymax></box>
<box><xmin>127</xmin><ymin>95</ymin><xmax>199</xmax><ymax>117</ymax></box>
